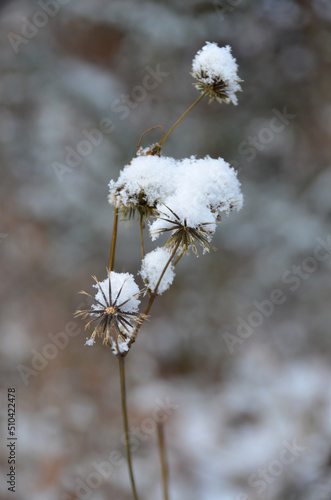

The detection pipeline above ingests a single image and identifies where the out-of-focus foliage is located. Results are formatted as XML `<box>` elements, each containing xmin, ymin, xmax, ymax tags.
<box><xmin>1</xmin><ymin>1</ymin><xmax>331</xmax><ymax>499</ymax></box>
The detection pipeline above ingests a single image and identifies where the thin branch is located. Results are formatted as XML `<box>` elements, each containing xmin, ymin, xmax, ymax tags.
<box><xmin>126</xmin><ymin>240</ymin><xmax>180</xmax><ymax>351</ymax></box>
<box><xmin>139</xmin><ymin>215</ymin><xmax>145</xmax><ymax>260</ymax></box>
<box><xmin>157</xmin><ymin>423</ymin><xmax>169</xmax><ymax>500</ymax></box>
<box><xmin>109</xmin><ymin>207</ymin><xmax>119</xmax><ymax>271</ymax></box>
<box><xmin>153</xmin><ymin>240</ymin><xmax>180</xmax><ymax>295</ymax></box>
<box><xmin>158</xmin><ymin>91</ymin><xmax>207</xmax><ymax>147</ymax></box>
<box><xmin>136</xmin><ymin>125</ymin><xmax>165</xmax><ymax>151</ymax></box>
<box><xmin>118</xmin><ymin>356</ymin><xmax>140</xmax><ymax>500</ymax></box>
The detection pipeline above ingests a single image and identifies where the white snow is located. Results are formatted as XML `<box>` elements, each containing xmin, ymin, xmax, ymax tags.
<box><xmin>93</xmin><ymin>272</ymin><xmax>141</xmax><ymax>313</ymax></box>
<box><xmin>84</xmin><ymin>337</ymin><xmax>95</xmax><ymax>346</ymax></box>
<box><xmin>192</xmin><ymin>42</ymin><xmax>242</xmax><ymax>105</ymax></box>
<box><xmin>109</xmin><ymin>153</ymin><xmax>243</xmax><ymax>254</ymax></box>
<box><xmin>117</xmin><ymin>340</ymin><xmax>130</xmax><ymax>354</ymax></box>
<box><xmin>140</xmin><ymin>247</ymin><xmax>175</xmax><ymax>295</ymax></box>
<box><xmin>110</xmin><ymin>154</ymin><xmax>242</xmax><ymax>224</ymax></box>
<box><xmin>174</xmin><ymin>155</ymin><xmax>243</xmax><ymax>217</ymax></box>
<box><xmin>147</xmin><ymin>156</ymin><xmax>243</xmax><ymax>248</ymax></box>
<box><xmin>108</xmin><ymin>154</ymin><xmax>177</xmax><ymax>210</ymax></box>
<box><xmin>150</xmin><ymin>194</ymin><xmax>217</xmax><ymax>240</ymax></box>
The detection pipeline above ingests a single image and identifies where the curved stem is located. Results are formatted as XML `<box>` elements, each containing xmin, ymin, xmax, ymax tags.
<box><xmin>118</xmin><ymin>356</ymin><xmax>140</xmax><ymax>500</ymax></box>
<box><xmin>109</xmin><ymin>207</ymin><xmax>119</xmax><ymax>271</ymax></box>
<box><xmin>158</xmin><ymin>91</ymin><xmax>207</xmax><ymax>147</ymax></box>
<box><xmin>157</xmin><ymin>423</ymin><xmax>169</xmax><ymax>500</ymax></box>
<box><xmin>136</xmin><ymin>125</ymin><xmax>165</xmax><ymax>152</ymax></box>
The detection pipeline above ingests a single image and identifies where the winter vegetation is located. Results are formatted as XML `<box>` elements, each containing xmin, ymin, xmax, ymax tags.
<box><xmin>1</xmin><ymin>2</ymin><xmax>331</xmax><ymax>500</ymax></box>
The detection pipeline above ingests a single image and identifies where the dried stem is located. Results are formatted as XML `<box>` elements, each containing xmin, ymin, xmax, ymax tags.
<box><xmin>158</xmin><ymin>91</ymin><xmax>207</xmax><ymax>147</ymax></box>
<box><xmin>139</xmin><ymin>215</ymin><xmax>145</xmax><ymax>260</ymax></box>
<box><xmin>126</xmin><ymin>240</ymin><xmax>180</xmax><ymax>351</ymax></box>
<box><xmin>173</xmin><ymin>250</ymin><xmax>185</xmax><ymax>267</ymax></box>
<box><xmin>136</xmin><ymin>125</ymin><xmax>165</xmax><ymax>151</ymax></box>
<box><xmin>154</xmin><ymin>240</ymin><xmax>180</xmax><ymax>295</ymax></box>
<box><xmin>109</xmin><ymin>207</ymin><xmax>119</xmax><ymax>271</ymax></box>
<box><xmin>118</xmin><ymin>356</ymin><xmax>140</xmax><ymax>500</ymax></box>
<box><xmin>157</xmin><ymin>423</ymin><xmax>169</xmax><ymax>500</ymax></box>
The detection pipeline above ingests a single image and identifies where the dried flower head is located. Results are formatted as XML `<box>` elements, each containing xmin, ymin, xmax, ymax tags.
<box><xmin>75</xmin><ymin>271</ymin><xmax>146</xmax><ymax>356</ymax></box>
<box><xmin>150</xmin><ymin>201</ymin><xmax>217</xmax><ymax>256</ymax></box>
<box><xmin>192</xmin><ymin>42</ymin><xmax>242</xmax><ymax>105</ymax></box>
<box><xmin>108</xmin><ymin>155</ymin><xmax>177</xmax><ymax>221</ymax></box>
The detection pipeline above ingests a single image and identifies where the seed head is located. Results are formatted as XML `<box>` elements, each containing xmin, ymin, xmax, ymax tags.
<box><xmin>74</xmin><ymin>271</ymin><xmax>146</xmax><ymax>357</ymax></box>
<box><xmin>192</xmin><ymin>43</ymin><xmax>242</xmax><ymax>105</ymax></box>
<box><xmin>151</xmin><ymin>204</ymin><xmax>216</xmax><ymax>256</ymax></box>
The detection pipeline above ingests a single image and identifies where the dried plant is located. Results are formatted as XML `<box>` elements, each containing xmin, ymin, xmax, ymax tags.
<box><xmin>75</xmin><ymin>41</ymin><xmax>244</xmax><ymax>500</ymax></box>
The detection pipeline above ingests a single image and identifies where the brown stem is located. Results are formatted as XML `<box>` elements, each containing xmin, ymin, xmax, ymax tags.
<box><xmin>136</xmin><ymin>125</ymin><xmax>165</xmax><ymax>152</ymax></box>
<box><xmin>118</xmin><ymin>356</ymin><xmax>140</xmax><ymax>500</ymax></box>
<box><xmin>154</xmin><ymin>241</ymin><xmax>180</xmax><ymax>295</ymax></box>
<box><xmin>158</xmin><ymin>91</ymin><xmax>207</xmax><ymax>147</ymax></box>
<box><xmin>173</xmin><ymin>250</ymin><xmax>185</xmax><ymax>267</ymax></box>
<box><xmin>126</xmin><ymin>241</ymin><xmax>180</xmax><ymax>351</ymax></box>
<box><xmin>109</xmin><ymin>207</ymin><xmax>119</xmax><ymax>271</ymax></box>
<box><xmin>139</xmin><ymin>215</ymin><xmax>145</xmax><ymax>260</ymax></box>
<box><xmin>157</xmin><ymin>423</ymin><xmax>169</xmax><ymax>500</ymax></box>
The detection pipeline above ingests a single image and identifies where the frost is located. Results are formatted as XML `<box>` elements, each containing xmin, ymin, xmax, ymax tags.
<box><xmin>140</xmin><ymin>247</ymin><xmax>175</xmax><ymax>295</ymax></box>
<box><xmin>192</xmin><ymin>43</ymin><xmax>242</xmax><ymax>105</ymax></box>
<box><xmin>93</xmin><ymin>272</ymin><xmax>141</xmax><ymax>313</ymax></box>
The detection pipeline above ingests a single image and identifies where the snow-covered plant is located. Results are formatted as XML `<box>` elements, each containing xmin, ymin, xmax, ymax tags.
<box><xmin>76</xmin><ymin>42</ymin><xmax>243</xmax><ymax>500</ymax></box>
<box><xmin>75</xmin><ymin>271</ymin><xmax>145</xmax><ymax>356</ymax></box>
<box><xmin>108</xmin><ymin>154</ymin><xmax>177</xmax><ymax>221</ymax></box>
<box><xmin>192</xmin><ymin>42</ymin><xmax>242</xmax><ymax>105</ymax></box>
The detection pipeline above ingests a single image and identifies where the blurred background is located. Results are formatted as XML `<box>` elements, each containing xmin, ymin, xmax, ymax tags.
<box><xmin>1</xmin><ymin>0</ymin><xmax>331</xmax><ymax>499</ymax></box>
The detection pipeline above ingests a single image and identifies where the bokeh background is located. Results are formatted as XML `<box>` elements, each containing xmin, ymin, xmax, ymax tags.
<box><xmin>1</xmin><ymin>1</ymin><xmax>331</xmax><ymax>499</ymax></box>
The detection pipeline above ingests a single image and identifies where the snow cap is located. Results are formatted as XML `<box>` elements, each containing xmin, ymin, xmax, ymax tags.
<box><xmin>140</xmin><ymin>247</ymin><xmax>175</xmax><ymax>295</ymax></box>
<box><xmin>192</xmin><ymin>43</ymin><xmax>242</xmax><ymax>105</ymax></box>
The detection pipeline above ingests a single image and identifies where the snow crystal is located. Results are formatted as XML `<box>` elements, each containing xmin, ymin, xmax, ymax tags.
<box><xmin>192</xmin><ymin>43</ymin><xmax>242</xmax><ymax>105</ymax></box>
<box><xmin>93</xmin><ymin>272</ymin><xmax>141</xmax><ymax>313</ymax></box>
<box><xmin>140</xmin><ymin>247</ymin><xmax>175</xmax><ymax>295</ymax></box>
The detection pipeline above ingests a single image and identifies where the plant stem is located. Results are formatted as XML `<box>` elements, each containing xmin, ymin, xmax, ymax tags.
<box><xmin>157</xmin><ymin>423</ymin><xmax>169</xmax><ymax>500</ymax></box>
<box><xmin>154</xmin><ymin>240</ymin><xmax>180</xmax><ymax>295</ymax></box>
<box><xmin>118</xmin><ymin>356</ymin><xmax>140</xmax><ymax>500</ymax></box>
<box><xmin>158</xmin><ymin>91</ymin><xmax>207</xmax><ymax>147</ymax></box>
<box><xmin>136</xmin><ymin>125</ymin><xmax>164</xmax><ymax>151</ymax></box>
<box><xmin>139</xmin><ymin>215</ymin><xmax>145</xmax><ymax>260</ymax></box>
<box><xmin>109</xmin><ymin>207</ymin><xmax>119</xmax><ymax>271</ymax></box>
<box><xmin>127</xmin><ymin>240</ymin><xmax>180</xmax><ymax>350</ymax></box>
